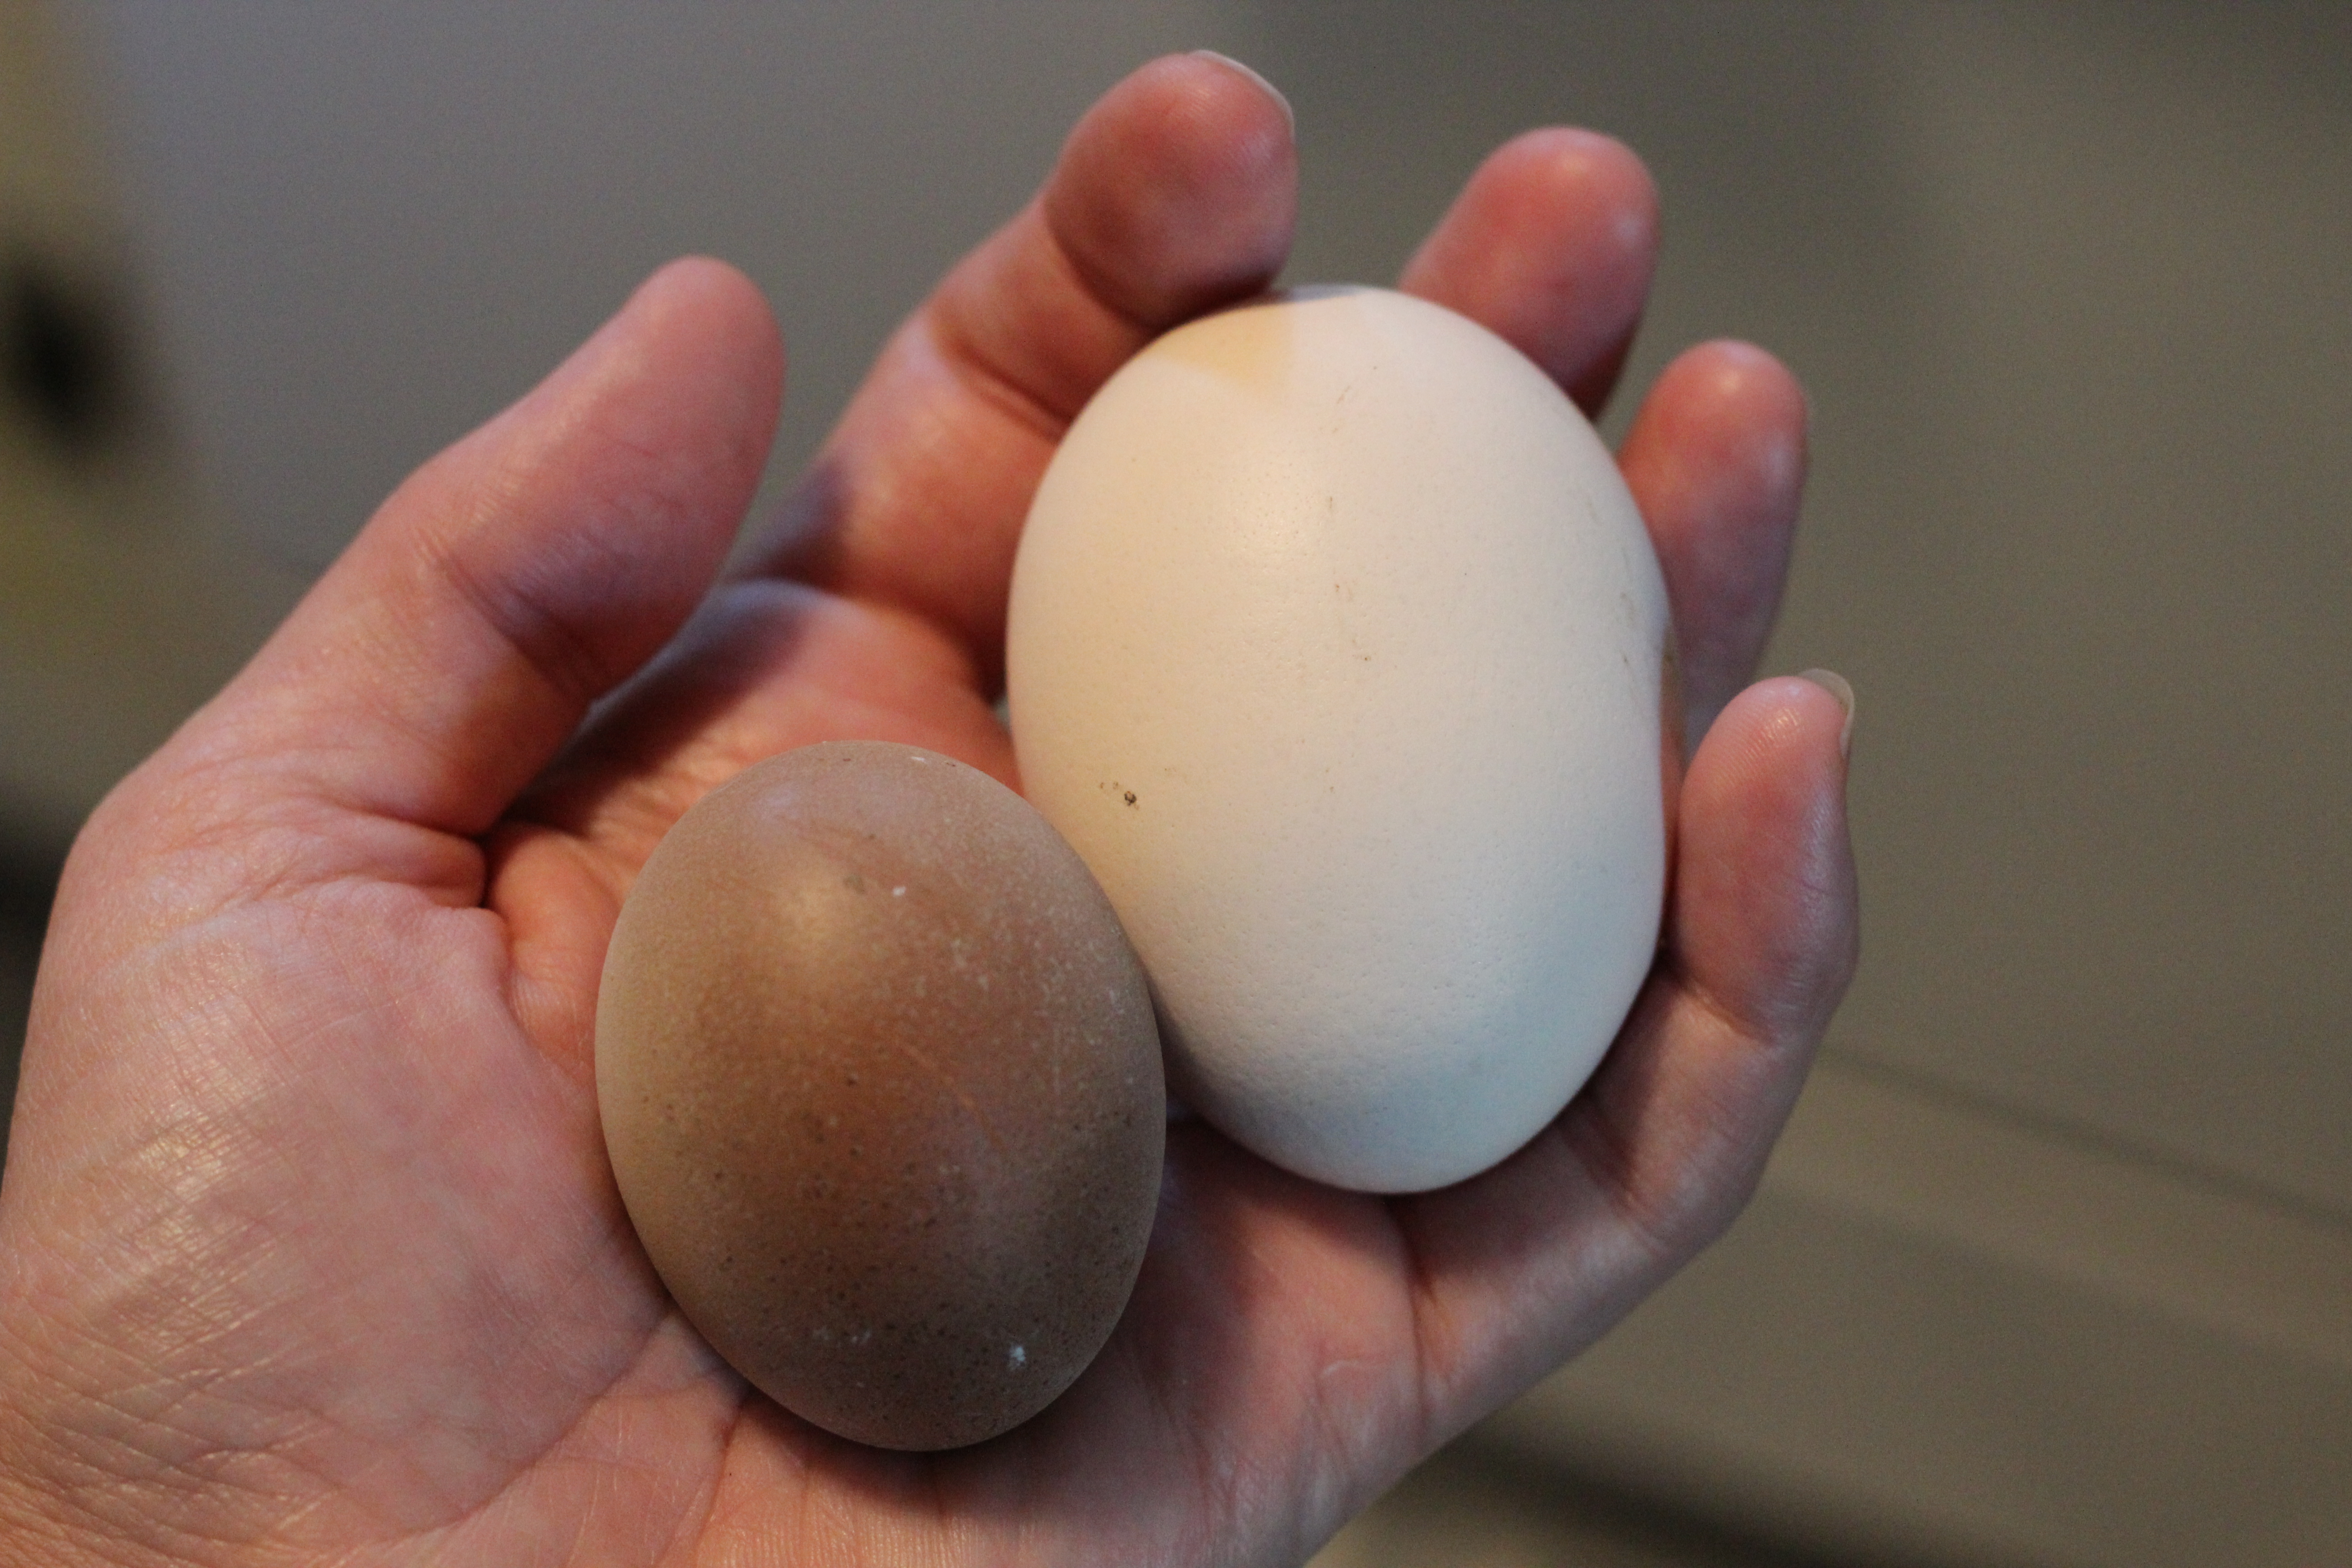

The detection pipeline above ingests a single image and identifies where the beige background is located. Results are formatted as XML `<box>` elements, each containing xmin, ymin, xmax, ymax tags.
<box><xmin>3</xmin><ymin>4</ymin><xmax>2346</xmax><ymax>1564</ymax></box>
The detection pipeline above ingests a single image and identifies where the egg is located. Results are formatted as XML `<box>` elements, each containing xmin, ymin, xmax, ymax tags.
<box><xmin>594</xmin><ymin>741</ymin><xmax>1164</xmax><ymax>1450</ymax></box>
<box><xmin>1006</xmin><ymin>286</ymin><xmax>1671</xmax><ymax>1194</ymax></box>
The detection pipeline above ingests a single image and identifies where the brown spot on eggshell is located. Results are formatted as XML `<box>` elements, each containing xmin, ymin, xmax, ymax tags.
<box><xmin>595</xmin><ymin>741</ymin><xmax>1165</xmax><ymax>1450</ymax></box>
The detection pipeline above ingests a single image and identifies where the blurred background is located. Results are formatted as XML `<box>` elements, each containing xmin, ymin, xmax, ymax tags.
<box><xmin>2</xmin><ymin>3</ymin><xmax>2346</xmax><ymax>1563</ymax></box>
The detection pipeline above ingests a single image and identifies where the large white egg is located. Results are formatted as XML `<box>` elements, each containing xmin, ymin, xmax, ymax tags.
<box><xmin>1006</xmin><ymin>286</ymin><xmax>1670</xmax><ymax>1193</ymax></box>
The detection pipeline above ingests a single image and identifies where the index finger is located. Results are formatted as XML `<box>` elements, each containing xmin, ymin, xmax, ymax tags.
<box><xmin>740</xmin><ymin>53</ymin><xmax>1299</xmax><ymax>686</ymax></box>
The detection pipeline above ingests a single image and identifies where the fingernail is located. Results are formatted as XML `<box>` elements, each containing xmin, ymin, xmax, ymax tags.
<box><xmin>1798</xmin><ymin>668</ymin><xmax>1855</xmax><ymax>758</ymax></box>
<box><xmin>1191</xmin><ymin>50</ymin><xmax>1294</xmax><ymax>134</ymax></box>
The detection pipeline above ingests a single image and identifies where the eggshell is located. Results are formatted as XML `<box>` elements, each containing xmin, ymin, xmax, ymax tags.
<box><xmin>594</xmin><ymin>741</ymin><xmax>1164</xmax><ymax>1450</ymax></box>
<box><xmin>1006</xmin><ymin>286</ymin><xmax>1670</xmax><ymax>1193</ymax></box>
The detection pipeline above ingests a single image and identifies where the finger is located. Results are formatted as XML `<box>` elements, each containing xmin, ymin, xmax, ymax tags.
<box><xmin>1400</xmin><ymin>674</ymin><xmax>1856</xmax><ymax>1418</ymax></box>
<box><xmin>1398</xmin><ymin>127</ymin><xmax>1659</xmax><ymax>415</ymax></box>
<box><xmin>1618</xmin><ymin>342</ymin><xmax>1809</xmax><ymax>740</ymax></box>
<box><xmin>167</xmin><ymin>259</ymin><xmax>783</xmax><ymax>843</ymax></box>
<box><xmin>744</xmin><ymin>52</ymin><xmax>1297</xmax><ymax>680</ymax></box>
<box><xmin>1651</xmin><ymin>673</ymin><xmax>1857</xmax><ymax>1090</ymax></box>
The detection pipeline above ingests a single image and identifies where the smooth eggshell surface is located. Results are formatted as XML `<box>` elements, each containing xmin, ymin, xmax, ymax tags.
<box><xmin>595</xmin><ymin>742</ymin><xmax>1165</xmax><ymax>1450</ymax></box>
<box><xmin>1006</xmin><ymin>286</ymin><xmax>1669</xmax><ymax>1193</ymax></box>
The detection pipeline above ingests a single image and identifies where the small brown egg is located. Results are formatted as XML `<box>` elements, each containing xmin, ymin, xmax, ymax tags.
<box><xmin>595</xmin><ymin>741</ymin><xmax>1165</xmax><ymax>1450</ymax></box>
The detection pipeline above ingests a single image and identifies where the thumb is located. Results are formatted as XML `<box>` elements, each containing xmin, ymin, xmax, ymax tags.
<box><xmin>141</xmin><ymin>258</ymin><xmax>782</xmax><ymax>862</ymax></box>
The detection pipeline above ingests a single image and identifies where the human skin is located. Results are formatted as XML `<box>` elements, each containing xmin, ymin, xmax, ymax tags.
<box><xmin>0</xmin><ymin>53</ymin><xmax>1855</xmax><ymax>1568</ymax></box>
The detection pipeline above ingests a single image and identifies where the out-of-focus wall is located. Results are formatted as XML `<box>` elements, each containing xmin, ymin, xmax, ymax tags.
<box><xmin>76</xmin><ymin>0</ymin><xmax>1240</xmax><ymax>575</ymax></box>
<box><xmin>1</xmin><ymin>0</ymin><xmax>280</xmax><ymax>847</ymax></box>
<box><xmin>5</xmin><ymin>4</ymin><xmax>2348</xmax><ymax>1565</ymax></box>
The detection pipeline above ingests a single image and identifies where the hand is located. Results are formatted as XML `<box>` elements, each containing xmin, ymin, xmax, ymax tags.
<box><xmin>0</xmin><ymin>54</ymin><xmax>1855</xmax><ymax>1567</ymax></box>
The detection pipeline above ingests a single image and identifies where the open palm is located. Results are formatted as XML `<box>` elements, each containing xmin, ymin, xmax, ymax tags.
<box><xmin>0</xmin><ymin>56</ymin><xmax>1854</xmax><ymax>1568</ymax></box>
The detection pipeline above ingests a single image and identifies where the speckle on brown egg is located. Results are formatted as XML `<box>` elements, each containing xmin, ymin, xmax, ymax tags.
<box><xmin>595</xmin><ymin>740</ymin><xmax>1165</xmax><ymax>1450</ymax></box>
